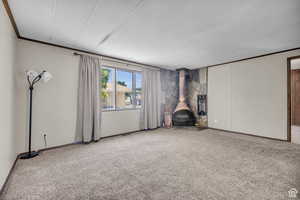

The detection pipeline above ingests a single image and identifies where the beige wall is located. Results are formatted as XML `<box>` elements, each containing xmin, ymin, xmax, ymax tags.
<box><xmin>15</xmin><ymin>39</ymin><xmax>142</xmax><ymax>153</ymax></box>
<box><xmin>208</xmin><ymin>50</ymin><xmax>300</xmax><ymax>140</ymax></box>
<box><xmin>0</xmin><ymin>3</ymin><xmax>17</xmax><ymax>189</ymax></box>
<box><xmin>102</xmin><ymin>110</ymin><xmax>140</xmax><ymax>137</ymax></box>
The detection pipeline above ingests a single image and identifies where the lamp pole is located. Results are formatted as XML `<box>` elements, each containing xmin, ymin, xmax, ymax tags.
<box><xmin>20</xmin><ymin>71</ymin><xmax>46</xmax><ymax>159</ymax></box>
<box><xmin>28</xmin><ymin>86</ymin><xmax>33</xmax><ymax>153</ymax></box>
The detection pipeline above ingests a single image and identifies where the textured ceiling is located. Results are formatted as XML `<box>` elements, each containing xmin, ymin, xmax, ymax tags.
<box><xmin>9</xmin><ymin>0</ymin><xmax>300</xmax><ymax>69</ymax></box>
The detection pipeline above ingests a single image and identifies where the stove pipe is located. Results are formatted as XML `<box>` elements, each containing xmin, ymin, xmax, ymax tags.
<box><xmin>174</xmin><ymin>69</ymin><xmax>191</xmax><ymax>113</ymax></box>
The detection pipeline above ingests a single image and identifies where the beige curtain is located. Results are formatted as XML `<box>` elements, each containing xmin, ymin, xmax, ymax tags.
<box><xmin>75</xmin><ymin>55</ymin><xmax>101</xmax><ymax>143</ymax></box>
<box><xmin>140</xmin><ymin>69</ymin><xmax>161</xmax><ymax>129</ymax></box>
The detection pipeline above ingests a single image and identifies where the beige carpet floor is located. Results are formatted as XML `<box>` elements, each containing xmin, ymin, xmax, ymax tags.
<box><xmin>1</xmin><ymin>128</ymin><xmax>300</xmax><ymax>200</ymax></box>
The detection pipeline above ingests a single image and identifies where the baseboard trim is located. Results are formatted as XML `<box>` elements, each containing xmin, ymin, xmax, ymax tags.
<box><xmin>40</xmin><ymin>129</ymin><xmax>159</xmax><ymax>151</ymax></box>
<box><xmin>40</xmin><ymin>142</ymin><xmax>83</xmax><ymax>153</ymax></box>
<box><xmin>101</xmin><ymin>128</ymin><xmax>159</xmax><ymax>140</ymax></box>
<box><xmin>207</xmin><ymin>127</ymin><xmax>287</xmax><ymax>142</ymax></box>
<box><xmin>17</xmin><ymin>142</ymin><xmax>81</xmax><ymax>158</ymax></box>
<box><xmin>101</xmin><ymin>130</ymin><xmax>143</xmax><ymax>140</ymax></box>
<box><xmin>18</xmin><ymin>128</ymin><xmax>159</xmax><ymax>156</ymax></box>
<box><xmin>0</xmin><ymin>155</ymin><xmax>19</xmax><ymax>197</ymax></box>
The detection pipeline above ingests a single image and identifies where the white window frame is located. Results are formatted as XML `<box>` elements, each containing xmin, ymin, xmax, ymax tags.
<box><xmin>101</xmin><ymin>65</ymin><xmax>142</xmax><ymax>112</ymax></box>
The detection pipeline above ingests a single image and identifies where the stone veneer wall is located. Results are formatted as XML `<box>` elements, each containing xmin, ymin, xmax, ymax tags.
<box><xmin>188</xmin><ymin>68</ymin><xmax>208</xmax><ymax>120</ymax></box>
<box><xmin>160</xmin><ymin>67</ymin><xmax>207</xmax><ymax>125</ymax></box>
<box><xmin>160</xmin><ymin>69</ymin><xmax>179</xmax><ymax>125</ymax></box>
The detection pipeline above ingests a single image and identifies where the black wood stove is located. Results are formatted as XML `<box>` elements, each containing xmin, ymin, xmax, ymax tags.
<box><xmin>173</xmin><ymin>69</ymin><xmax>196</xmax><ymax>126</ymax></box>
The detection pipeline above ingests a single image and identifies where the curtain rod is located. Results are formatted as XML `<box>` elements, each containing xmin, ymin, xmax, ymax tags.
<box><xmin>73</xmin><ymin>52</ymin><xmax>161</xmax><ymax>71</ymax></box>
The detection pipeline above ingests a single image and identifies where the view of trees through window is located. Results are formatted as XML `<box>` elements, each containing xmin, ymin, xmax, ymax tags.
<box><xmin>101</xmin><ymin>67</ymin><xmax>115</xmax><ymax>110</ymax></box>
<box><xmin>101</xmin><ymin>66</ymin><xmax>142</xmax><ymax>110</ymax></box>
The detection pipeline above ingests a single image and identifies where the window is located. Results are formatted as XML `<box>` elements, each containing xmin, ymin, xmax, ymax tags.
<box><xmin>101</xmin><ymin>66</ymin><xmax>115</xmax><ymax>111</ymax></box>
<box><xmin>116</xmin><ymin>69</ymin><xmax>133</xmax><ymax>109</ymax></box>
<box><xmin>101</xmin><ymin>66</ymin><xmax>142</xmax><ymax>111</ymax></box>
<box><xmin>135</xmin><ymin>72</ymin><xmax>142</xmax><ymax>108</ymax></box>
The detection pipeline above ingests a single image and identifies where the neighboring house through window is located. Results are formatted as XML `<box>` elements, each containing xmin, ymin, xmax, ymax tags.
<box><xmin>101</xmin><ymin>66</ymin><xmax>142</xmax><ymax>111</ymax></box>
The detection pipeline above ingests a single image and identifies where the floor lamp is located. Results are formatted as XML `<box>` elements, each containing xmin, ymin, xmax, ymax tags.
<box><xmin>20</xmin><ymin>70</ymin><xmax>52</xmax><ymax>159</ymax></box>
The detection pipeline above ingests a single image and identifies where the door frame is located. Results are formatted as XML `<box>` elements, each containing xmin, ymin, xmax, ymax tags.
<box><xmin>287</xmin><ymin>55</ymin><xmax>300</xmax><ymax>142</ymax></box>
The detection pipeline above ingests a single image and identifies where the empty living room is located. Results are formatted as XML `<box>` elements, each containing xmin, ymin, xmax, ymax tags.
<box><xmin>1</xmin><ymin>0</ymin><xmax>300</xmax><ymax>199</ymax></box>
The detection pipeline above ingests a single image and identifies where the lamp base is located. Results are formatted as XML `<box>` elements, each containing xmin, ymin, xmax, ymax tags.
<box><xmin>20</xmin><ymin>151</ymin><xmax>39</xmax><ymax>159</ymax></box>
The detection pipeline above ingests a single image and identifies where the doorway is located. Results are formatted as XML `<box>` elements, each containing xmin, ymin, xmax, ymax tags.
<box><xmin>288</xmin><ymin>55</ymin><xmax>300</xmax><ymax>144</ymax></box>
